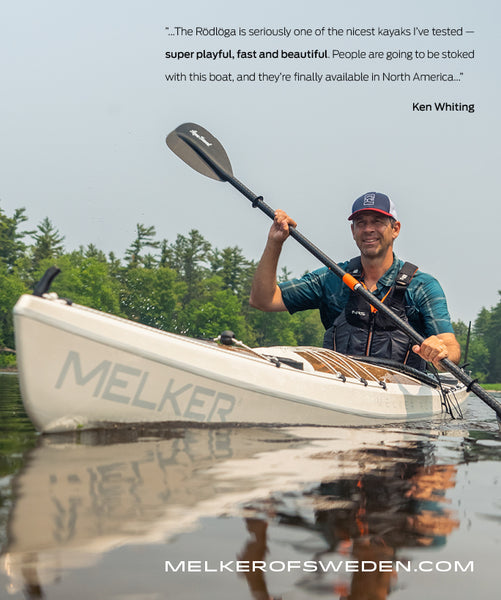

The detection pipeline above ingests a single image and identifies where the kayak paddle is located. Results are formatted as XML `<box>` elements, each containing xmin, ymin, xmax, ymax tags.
<box><xmin>166</xmin><ymin>122</ymin><xmax>501</xmax><ymax>420</ymax></box>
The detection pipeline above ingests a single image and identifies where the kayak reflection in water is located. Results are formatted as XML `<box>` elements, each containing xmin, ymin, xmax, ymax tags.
<box><xmin>238</xmin><ymin>443</ymin><xmax>459</xmax><ymax>600</ymax></box>
<box><xmin>1</xmin><ymin>428</ymin><xmax>460</xmax><ymax>600</ymax></box>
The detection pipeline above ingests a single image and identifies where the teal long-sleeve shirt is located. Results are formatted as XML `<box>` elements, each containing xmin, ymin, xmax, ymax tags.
<box><xmin>278</xmin><ymin>255</ymin><xmax>455</xmax><ymax>338</ymax></box>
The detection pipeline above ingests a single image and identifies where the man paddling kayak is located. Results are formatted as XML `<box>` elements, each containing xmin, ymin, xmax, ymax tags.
<box><xmin>250</xmin><ymin>192</ymin><xmax>460</xmax><ymax>370</ymax></box>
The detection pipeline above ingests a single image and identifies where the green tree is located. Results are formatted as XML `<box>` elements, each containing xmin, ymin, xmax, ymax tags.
<box><xmin>0</xmin><ymin>205</ymin><xmax>33</xmax><ymax>270</ymax></box>
<box><xmin>0</xmin><ymin>263</ymin><xmax>29</xmax><ymax>349</ymax></box>
<box><xmin>107</xmin><ymin>251</ymin><xmax>122</xmax><ymax>278</ymax></box>
<box><xmin>85</xmin><ymin>243</ymin><xmax>108</xmax><ymax>262</ymax></box>
<box><xmin>453</xmin><ymin>319</ymin><xmax>490</xmax><ymax>382</ymax></box>
<box><xmin>177</xmin><ymin>275</ymin><xmax>252</xmax><ymax>341</ymax></box>
<box><xmin>247</xmin><ymin>308</ymin><xmax>298</xmax><ymax>347</ymax></box>
<box><xmin>291</xmin><ymin>310</ymin><xmax>325</xmax><ymax>347</ymax></box>
<box><xmin>124</xmin><ymin>224</ymin><xmax>160</xmax><ymax>268</ymax></box>
<box><xmin>278</xmin><ymin>266</ymin><xmax>293</xmax><ymax>283</ymax></box>
<box><xmin>158</xmin><ymin>239</ymin><xmax>170</xmax><ymax>268</ymax></box>
<box><xmin>210</xmin><ymin>246</ymin><xmax>254</xmax><ymax>296</ymax></box>
<box><xmin>474</xmin><ymin>307</ymin><xmax>494</xmax><ymax>382</ymax></box>
<box><xmin>120</xmin><ymin>266</ymin><xmax>185</xmax><ymax>331</ymax></box>
<box><xmin>483</xmin><ymin>294</ymin><xmax>501</xmax><ymax>382</ymax></box>
<box><xmin>34</xmin><ymin>252</ymin><xmax>121</xmax><ymax>315</ymax></box>
<box><xmin>165</xmin><ymin>230</ymin><xmax>212</xmax><ymax>302</ymax></box>
<box><xmin>31</xmin><ymin>217</ymin><xmax>64</xmax><ymax>268</ymax></box>
<box><xmin>453</xmin><ymin>301</ymin><xmax>501</xmax><ymax>383</ymax></box>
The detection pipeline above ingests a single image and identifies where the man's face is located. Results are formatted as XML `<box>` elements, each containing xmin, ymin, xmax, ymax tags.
<box><xmin>351</xmin><ymin>211</ymin><xmax>401</xmax><ymax>259</ymax></box>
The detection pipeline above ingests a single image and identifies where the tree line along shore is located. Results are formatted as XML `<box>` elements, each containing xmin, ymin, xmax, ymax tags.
<box><xmin>0</xmin><ymin>204</ymin><xmax>500</xmax><ymax>385</ymax></box>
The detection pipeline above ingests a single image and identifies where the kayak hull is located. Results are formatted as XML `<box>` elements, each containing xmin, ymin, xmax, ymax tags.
<box><xmin>13</xmin><ymin>294</ymin><xmax>469</xmax><ymax>432</ymax></box>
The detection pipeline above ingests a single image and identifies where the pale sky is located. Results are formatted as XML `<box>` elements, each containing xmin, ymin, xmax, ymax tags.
<box><xmin>0</xmin><ymin>0</ymin><xmax>499</xmax><ymax>323</ymax></box>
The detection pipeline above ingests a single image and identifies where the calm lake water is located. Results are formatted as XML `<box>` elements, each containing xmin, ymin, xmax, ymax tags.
<box><xmin>1</xmin><ymin>373</ymin><xmax>501</xmax><ymax>600</ymax></box>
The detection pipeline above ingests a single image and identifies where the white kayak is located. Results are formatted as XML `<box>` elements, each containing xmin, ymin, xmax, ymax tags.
<box><xmin>13</xmin><ymin>293</ymin><xmax>469</xmax><ymax>432</ymax></box>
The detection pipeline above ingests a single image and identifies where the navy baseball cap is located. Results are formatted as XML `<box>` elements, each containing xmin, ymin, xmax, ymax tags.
<box><xmin>348</xmin><ymin>192</ymin><xmax>398</xmax><ymax>221</ymax></box>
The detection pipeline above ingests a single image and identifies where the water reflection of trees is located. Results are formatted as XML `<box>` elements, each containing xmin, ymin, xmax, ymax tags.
<box><xmin>239</xmin><ymin>441</ymin><xmax>459</xmax><ymax>600</ymax></box>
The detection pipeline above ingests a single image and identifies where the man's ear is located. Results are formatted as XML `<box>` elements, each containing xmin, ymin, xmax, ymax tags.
<box><xmin>392</xmin><ymin>220</ymin><xmax>401</xmax><ymax>240</ymax></box>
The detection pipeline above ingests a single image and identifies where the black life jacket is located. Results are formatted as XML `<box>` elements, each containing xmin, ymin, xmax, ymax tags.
<box><xmin>323</xmin><ymin>257</ymin><xmax>427</xmax><ymax>371</ymax></box>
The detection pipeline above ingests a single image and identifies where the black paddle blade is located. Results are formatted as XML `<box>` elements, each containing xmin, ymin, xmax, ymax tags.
<box><xmin>166</xmin><ymin>123</ymin><xmax>233</xmax><ymax>181</ymax></box>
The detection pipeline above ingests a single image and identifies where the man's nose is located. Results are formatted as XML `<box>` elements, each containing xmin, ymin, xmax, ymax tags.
<box><xmin>360</xmin><ymin>221</ymin><xmax>376</xmax><ymax>231</ymax></box>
